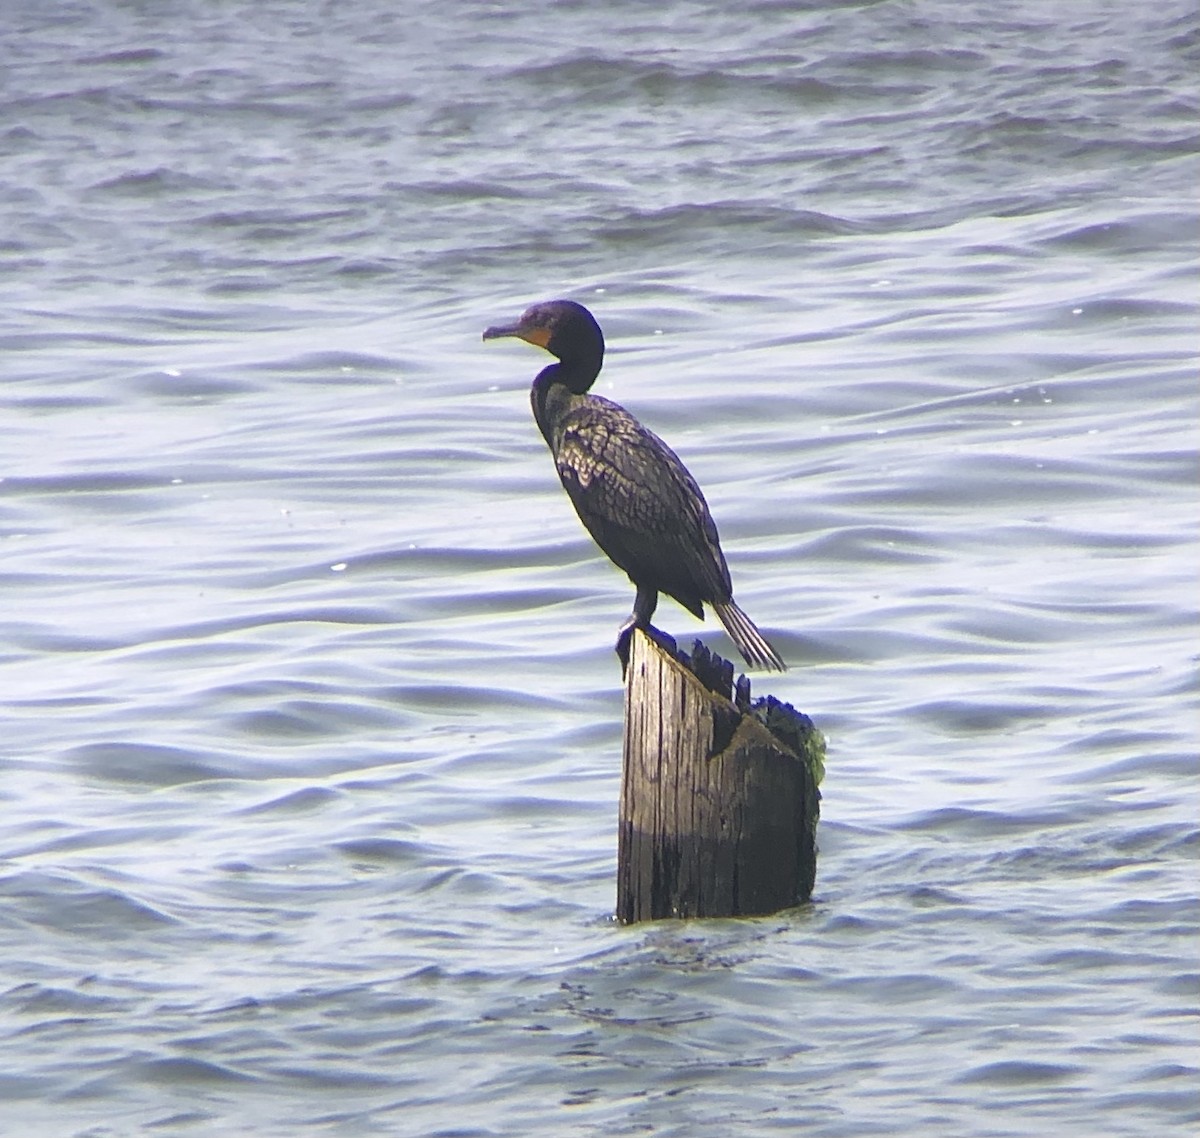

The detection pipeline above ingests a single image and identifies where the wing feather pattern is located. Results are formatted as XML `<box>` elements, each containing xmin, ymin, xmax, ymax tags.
<box><xmin>551</xmin><ymin>396</ymin><xmax>731</xmax><ymax>615</ymax></box>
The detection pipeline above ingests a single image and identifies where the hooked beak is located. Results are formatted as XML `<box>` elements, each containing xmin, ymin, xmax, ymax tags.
<box><xmin>482</xmin><ymin>320</ymin><xmax>523</xmax><ymax>342</ymax></box>
<box><xmin>482</xmin><ymin>317</ymin><xmax>552</xmax><ymax>349</ymax></box>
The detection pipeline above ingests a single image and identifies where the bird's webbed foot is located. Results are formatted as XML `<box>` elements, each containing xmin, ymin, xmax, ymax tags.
<box><xmin>616</xmin><ymin>623</ymin><xmax>680</xmax><ymax>675</ymax></box>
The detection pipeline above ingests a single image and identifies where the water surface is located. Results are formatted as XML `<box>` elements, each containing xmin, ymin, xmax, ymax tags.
<box><xmin>1</xmin><ymin>2</ymin><xmax>1197</xmax><ymax>1136</ymax></box>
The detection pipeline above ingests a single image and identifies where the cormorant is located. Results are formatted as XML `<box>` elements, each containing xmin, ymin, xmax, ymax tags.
<box><xmin>483</xmin><ymin>299</ymin><xmax>785</xmax><ymax>672</ymax></box>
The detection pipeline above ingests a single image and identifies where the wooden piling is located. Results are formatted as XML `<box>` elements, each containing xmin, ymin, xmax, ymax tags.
<box><xmin>617</xmin><ymin>628</ymin><xmax>824</xmax><ymax>924</ymax></box>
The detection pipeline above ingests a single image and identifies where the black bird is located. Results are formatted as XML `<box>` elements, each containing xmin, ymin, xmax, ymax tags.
<box><xmin>483</xmin><ymin>300</ymin><xmax>785</xmax><ymax>672</ymax></box>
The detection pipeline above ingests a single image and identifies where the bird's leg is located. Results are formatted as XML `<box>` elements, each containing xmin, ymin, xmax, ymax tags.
<box><xmin>616</xmin><ymin>585</ymin><xmax>660</xmax><ymax>674</ymax></box>
<box><xmin>618</xmin><ymin>583</ymin><xmax>658</xmax><ymax>637</ymax></box>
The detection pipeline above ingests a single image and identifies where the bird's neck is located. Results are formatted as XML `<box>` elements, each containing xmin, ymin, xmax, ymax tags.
<box><xmin>532</xmin><ymin>363</ymin><xmax>594</xmax><ymax>450</ymax></box>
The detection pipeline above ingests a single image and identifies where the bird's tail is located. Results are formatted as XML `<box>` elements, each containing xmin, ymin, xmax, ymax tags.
<box><xmin>712</xmin><ymin>600</ymin><xmax>787</xmax><ymax>672</ymax></box>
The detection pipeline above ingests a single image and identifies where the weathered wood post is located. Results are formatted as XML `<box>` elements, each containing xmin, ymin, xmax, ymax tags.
<box><xmin>617</xmin><ymin>628</ymin><xmax>824</xmax><ymax>924</ymax></box>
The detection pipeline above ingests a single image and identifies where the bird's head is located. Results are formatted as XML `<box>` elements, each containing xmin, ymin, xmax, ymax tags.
<box><xmin>483</xmin><ymin>299</ymin><xmax>603</xmax><ymax>363</ymax></box>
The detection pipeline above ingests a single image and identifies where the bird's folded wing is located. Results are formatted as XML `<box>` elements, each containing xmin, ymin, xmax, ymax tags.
<box><xmin>554</xmin><ymin>401</ymin><xmax>730</xmax><ymax>600</ymax></box>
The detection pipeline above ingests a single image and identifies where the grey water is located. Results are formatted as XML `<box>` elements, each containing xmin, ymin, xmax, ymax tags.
<box><xmin>1</xmin><ymin>1</ymin><xmax>1197</xmax><ymax>1135</ymax></box>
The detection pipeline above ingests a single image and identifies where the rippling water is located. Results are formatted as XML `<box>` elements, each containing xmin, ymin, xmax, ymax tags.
<box><xmin>2</xmin><ymin>2</ymin><xmax>1197</xmax><ymax>1136</ymax></box>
